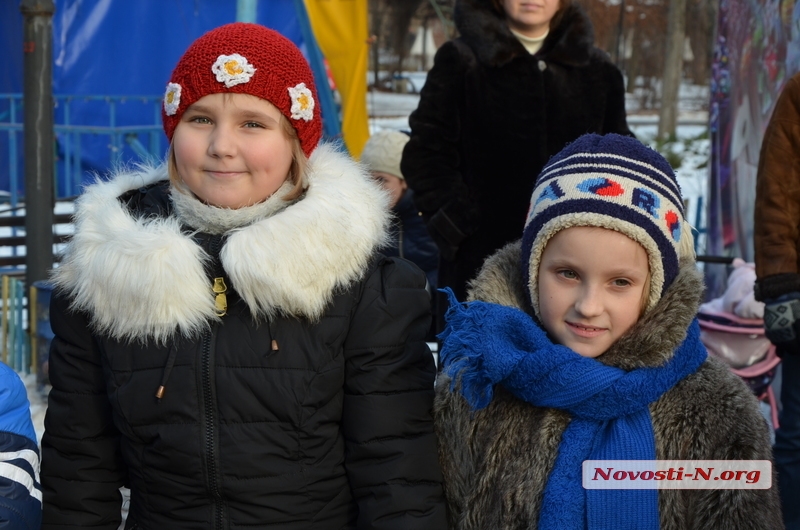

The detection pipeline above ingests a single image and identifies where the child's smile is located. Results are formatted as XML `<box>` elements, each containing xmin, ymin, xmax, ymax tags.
<box><xmin>172</xmin><ymin>93</ymin><xmax>294</xmax><ymax>209</ymax></box>
<box><xmin>565</xmin><ymin>321</ymin><xmax>608</xmax><ymax>338</ymax></box>
<box><xmin>537</xmin><ymin>226</ymin><xmax>650</xmax><ymax>358</ymax></box>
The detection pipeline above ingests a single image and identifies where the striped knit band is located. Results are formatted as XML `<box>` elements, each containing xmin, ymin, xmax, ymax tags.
<box><xmin>521</xmin><ymin>133</ymin><xmax>685</xmax><ymax>316</ymax></box>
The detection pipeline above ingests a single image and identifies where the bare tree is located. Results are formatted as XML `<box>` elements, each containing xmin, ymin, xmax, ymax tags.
<box><xmin>387</xmin><ymin>0</ymin><xmax>426</xmax><ymax>77</ymax></box>
<box><xmin>369</xmin><ymin>0</ymin><xmax>388</xmax><ymax>87</ymax></box>
<box><xmin>658</xmin><ymin>0</ymin><xmax>687</xmax><ymax>139</ymax></box>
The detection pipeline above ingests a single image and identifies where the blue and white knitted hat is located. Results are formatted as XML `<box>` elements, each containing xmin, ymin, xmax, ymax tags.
<box><xmin>521</xmin><ymin>133</ymin><xmax>687</xmax><ymax>315</ymax></box>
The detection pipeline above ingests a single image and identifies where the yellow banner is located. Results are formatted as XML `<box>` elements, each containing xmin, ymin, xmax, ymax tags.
<box><xmin>303</xmin><ymin>0</ymin><xmax>369</xmax><ymax>157</ymax></box>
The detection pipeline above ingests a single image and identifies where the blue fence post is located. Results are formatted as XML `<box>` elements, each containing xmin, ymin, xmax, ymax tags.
<box><xmin>236</xmin><ymin>0</ymin><xmax>257</xmax><ymax>22</ymax></box>
<box><xmin>74</xmin><ymin>131</ymin><xmax>82</xmax><ymax>194</ymax></box>
<box><xmin>63</xmin><ymin>97</ymin><xmax>73</xmax><ymax>197</ymax></box>
<box><xmin>32</xmin><ymin>281</ymin><xmax>53</xmax><ymax>388</ymax></box>
<box><xmin>109</xmin><ymin>97</ymin><xmax>119</xmax><ymax>166</ymax></box>
<box><xmin>151</xmin><ymin>96</ymin><xmax>162</xmax><ymax>162</ymax></box>
<box><xmin>15</xmin><ymin>279</ymin><xmax>24</xmax><ymax>372</ymax></box>
<box><xmin>7</xmin><ymin>278</ymin><xmax>15</xmax><ymax>371</ymax></box>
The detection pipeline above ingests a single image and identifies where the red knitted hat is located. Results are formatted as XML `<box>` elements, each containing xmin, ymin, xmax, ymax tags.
<box><xmin>162</xmin><ymin>23</ymin><xmax>322</xmax><ymax>157</ymax></box>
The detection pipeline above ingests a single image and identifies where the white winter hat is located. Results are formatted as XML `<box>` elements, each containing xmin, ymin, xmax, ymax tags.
<box><xmin>360</xmin><ymin>130</ymin><xmax>410</xmax><ymax>180</ymax></box>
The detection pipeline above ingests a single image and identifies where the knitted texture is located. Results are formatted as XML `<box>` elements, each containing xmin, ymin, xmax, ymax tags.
<box><xmin>360</xmin><ymin>130</ymin><xmax>410</xmax><ymax>180</ymax></box>
<box><xmin>520</xmin><ymin>133</ymin><xmax>685</xmax><ymax>315</ymax></box>
<box><xmin>162</xmin><ymin>23</ymin><xmax>322</xmax><ymax>157</ymax></box>
<box><xmin>438</xmin><ymin>289</ymin><xmax>707</xmax><ymax>530</ymax></box>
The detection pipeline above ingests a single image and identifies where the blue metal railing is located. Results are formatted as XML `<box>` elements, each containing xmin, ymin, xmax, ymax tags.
<box><xmin>1</xmin><ymin>275</ymin><xmax>29</xmax><ymax>374</ymax></box>
<box><xmin>0</xmin><ymin>94</ymin><xmax>165</xmax><ymax>207</ymax></box>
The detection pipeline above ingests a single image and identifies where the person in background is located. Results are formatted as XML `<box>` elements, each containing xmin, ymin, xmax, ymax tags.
<box><xmin>0</xmin><ymin>362</ymin><xmax>41</xmax><ymax>530</ymax></box>
<box><xmin>753</xmin><ymin>70</ymin><xmax>800</xmax><ymax>530</ymax></box>
<box><xmin>40</xmin><ymin>23</ymin><xmax>446</xmax><ymax>529</ymax></box>
<box><xmin>401</xmin><ymin>0</ymin><xmax>633</xmax><ymax>334</ymax></box>
<box><xmin>435</xmin><ymin>133</ymin><xmax>782</xmax><ymax>529</ymax></box>
<box><xmin>361</xmin><ymin>130</ymin><xmax>439</xmax><ymax>340</ymax></box>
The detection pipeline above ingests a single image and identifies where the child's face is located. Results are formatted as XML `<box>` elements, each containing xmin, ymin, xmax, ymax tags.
<box><xmin>537</xmin><ymin>226</ymin><xmax>649</xmax><ymax>358</ymax></box>
<box><xmin>370</xmin><ymin>171</ymin><xmax>407</xmax><ymax>208</ymax></box>
<box><xmin>172</xmin><ymin>93</ymin><xmax>294</xmax><ymax>209</ymax></box>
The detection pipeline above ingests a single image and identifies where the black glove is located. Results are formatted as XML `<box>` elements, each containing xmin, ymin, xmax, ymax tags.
<box><xmin>763</xmin><ymin>292</ymin><xmax>800</xmax><ymax>352</ymax></box>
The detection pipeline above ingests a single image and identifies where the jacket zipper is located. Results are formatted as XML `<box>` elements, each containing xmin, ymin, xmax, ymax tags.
<box><xmin>203</xmin><ymin>234</ymin><xmax>225</xmax><ymax>529</ymax></box>
<box><xmin>202</xmin><ymin>325</ymin><xmax>224</xmax><ymax>529</ymax></box>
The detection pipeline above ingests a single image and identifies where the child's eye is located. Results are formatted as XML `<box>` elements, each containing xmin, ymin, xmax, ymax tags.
<box><xmin>558</xmin><ymin>269</ymin><xmax>578</xmax><ymax>280</ymax></box>
<box><xmin>613</xmin><ymin>278</ymin><xmax>632</xmax><ymax>287</ymax></box>
<box><xmin>244</xmin><ymin>121</ymin><xmax>265</xmax><ymax>128</ymax></box>
<box><xmin>188</xmin><ymin>116</ymin><xmax>211</xmax><ymax>124</ymax></box>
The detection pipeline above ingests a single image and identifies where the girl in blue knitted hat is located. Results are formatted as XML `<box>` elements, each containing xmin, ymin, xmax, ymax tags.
<box><xmin>435</xmin><ymin>133</ymin><xmax>782</xmax><ymax>529</ymax></box>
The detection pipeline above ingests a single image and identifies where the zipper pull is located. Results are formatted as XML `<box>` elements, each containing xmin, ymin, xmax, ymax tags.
<box><xmin>213</xmin><ymin>277</ymin><xmax>227</xmax><ymax>317</ymax></box>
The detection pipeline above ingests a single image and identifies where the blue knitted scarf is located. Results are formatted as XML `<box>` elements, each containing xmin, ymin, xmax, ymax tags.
<box><xmin>439</xmin><ymin>290</ymin><xmax>707</xmax><ymax>530</ymax></box>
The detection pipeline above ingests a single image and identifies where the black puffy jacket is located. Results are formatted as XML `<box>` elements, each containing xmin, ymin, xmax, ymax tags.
<box><xmin>41</xmin><ymin>145</ymin><xmax>447</xmax><ymax>529</ymax></box>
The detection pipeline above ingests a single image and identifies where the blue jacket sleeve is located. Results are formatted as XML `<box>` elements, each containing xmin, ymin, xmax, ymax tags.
<box><xmin>0</xmin><ymin>362</ymin><xmax>42</xmax><ymax>530</ymax></box>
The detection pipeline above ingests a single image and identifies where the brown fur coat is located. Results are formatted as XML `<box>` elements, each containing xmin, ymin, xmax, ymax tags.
<box><xmin>434</xmin><ymin>241</ymin><xmax>783</xmax><ymax>529</ymax></box>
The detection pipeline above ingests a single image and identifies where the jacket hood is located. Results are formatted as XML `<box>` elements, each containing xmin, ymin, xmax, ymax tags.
<box><xmin>466</xmin><ymin>241</ymin><xmax>704</xmax><ymax>370</ymax></box>
<box><xmin>454</xmin><ymin>0</ymin><xmax>594</xmax><ymax>67</ymax></box>
<box><xmin>52</xmin><ymin>143</ymin><xmax>391</xmax><ymax>343</ymax></box>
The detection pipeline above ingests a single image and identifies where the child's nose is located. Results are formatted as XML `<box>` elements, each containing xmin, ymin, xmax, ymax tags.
<box><xmin>207</xmin><ymin>127</ymin><xmax>236</xmax><ymax>158</ymax></box>
<box><xmin>574</xmin><ymin>286</ymin><xmax>603</xmax><ymax>317</ymax></box>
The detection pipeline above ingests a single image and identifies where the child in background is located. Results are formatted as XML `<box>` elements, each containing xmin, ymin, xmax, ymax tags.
<box><xmin>361</xmin><ymin>130</ymin><xmax>439</xmax><ymax>292</ymax></box>
<box><xmin>435</xmin><ymin>133</ymin><xmax>782</xmax><ymax>529</ymax></box>
<box><xmin>41</xmin><ymin>23</ymin><xmax>446</xmax><ymax>529</ymax></box>
<box><xmin>0</xmin><ymin>362</ymin><xmax>41</xmax><ymax>530</ymax></box>
<box><xmin>361</xmin><ymin>130</ymin><xmax>439</xmax><ymax>342</ymax></box>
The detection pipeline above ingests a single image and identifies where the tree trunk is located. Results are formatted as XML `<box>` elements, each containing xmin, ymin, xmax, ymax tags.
<box><xmin>369</xmin><ymin>0</ymin><xmax>382</xmax><ymax>87</ymax></box>
<box><xmin>625</xmin><ymin>27</ymin><xmax>637</xmax><ymax>94</ymax></box>
<box><xmin>658</xmin><ymin>0</ymin><xmax>687</xmax><ymax>140</ymax></box>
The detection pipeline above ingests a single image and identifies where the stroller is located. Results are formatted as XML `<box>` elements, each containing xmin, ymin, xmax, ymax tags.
<box><xmin>697</xmin><ymin>258</ymin><xmax>781</xmax><ymax>430</ymax></box>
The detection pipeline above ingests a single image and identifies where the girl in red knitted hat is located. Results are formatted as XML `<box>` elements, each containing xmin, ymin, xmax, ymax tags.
<box><xmin>40</xmin><ymin>23</ymin><xmax>446</xmax><ymax>529</ymax></box>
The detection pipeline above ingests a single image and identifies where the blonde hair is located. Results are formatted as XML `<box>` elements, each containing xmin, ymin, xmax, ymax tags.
<box><xmin>676</xmin><ymin>220</ymin><xmax>696</xmax><ymax>262</ymax></box>
<box><xmin>167</xmin><ymin>113</ymin><xmax>308</xmax><ymax>203</ymax></box>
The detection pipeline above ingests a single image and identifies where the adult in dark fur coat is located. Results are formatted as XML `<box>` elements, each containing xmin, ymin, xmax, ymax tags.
<box><xmin>435</xmin><ymin>134</ymin><xmax>783</xmax><ymax>529</ymax></box>
<box><xmin>401</xmin><ymin>0</ymin><xmax>633</xmax><ymax>333</ymax></box>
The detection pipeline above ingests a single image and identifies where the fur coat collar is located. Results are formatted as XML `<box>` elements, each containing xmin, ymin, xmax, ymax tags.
<box><xmin>454</xmin><ymin>0</ymin><xmax>594</xmax><ymax>68</ymax></box>
<box><xmin>53</xmin><ymin>144</ymin><xmax>390</xmax><ymax>343</ymax></box>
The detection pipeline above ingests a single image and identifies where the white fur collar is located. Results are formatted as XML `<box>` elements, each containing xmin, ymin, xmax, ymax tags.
<box><xmin>53</xmin><ymin>144</ymin><xmax>391</xmax><ymax>343</ymax></box>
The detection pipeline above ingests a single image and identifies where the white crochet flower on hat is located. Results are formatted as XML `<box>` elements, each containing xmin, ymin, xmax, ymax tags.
<box><xmin>163</xmin><ymin>83</ymin><xmax>182</xmax><ymax>116</ymax></box>
<box><xmin>288</xmin><ymin>83</ymin><xmax>314</xmax><ymax>121</ymax></box>
<box><xmin>212</xmin><ymin>53</ymin><xmax>256</xmax><ymax>88</ymax></box>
